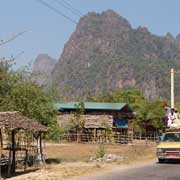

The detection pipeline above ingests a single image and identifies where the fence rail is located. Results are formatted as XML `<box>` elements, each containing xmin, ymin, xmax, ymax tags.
<box><xmin>58</xmin><ymin>133</ymin><xmax>159</xmax><ymax>144</ymax></box>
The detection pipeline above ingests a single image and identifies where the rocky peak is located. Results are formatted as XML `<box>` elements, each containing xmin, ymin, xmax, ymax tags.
<box><xmin>101</xmin><ymin>9</ymin><xmax>119</xmax><ymax>16</ymax></box>
<box><xmin>176</xmin><ymin>33</ymin><xmax>180</xmax><ymax>49</ymax></box>
<box><xmin>137</xmin><ymin>26</ymin><xmax>150</xmax><ymax>34</ymax></box>
<box><xmin>76</xmin><ymin>10</ymin><xmax>131</xmax><ymax>35</ymax></box>
<box><xmin>165</xmin><ymin>32</ymin><xmax>175</xmax><ymax>42</ymax></box>
<box><xmin>33</xmin><ymin>54</ymin><xmax>57</xmax><ymax>73</ymax></box>
<box><xmin>33</xmin><ymin>54</ymin><xmax>57</xmax><ymax>85</ymax></box>
<box><xmin>176</xmin><ymin>33</ymin><xmax>180</xmax><ymax>41</ymax></box>
<box><xmin>101</xmin><ymin>10</ymin><xmax>131</xmax><ymax>30</ymax></box>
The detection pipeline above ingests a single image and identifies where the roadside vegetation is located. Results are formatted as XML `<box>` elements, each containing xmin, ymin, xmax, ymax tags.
<box><xmin>0</xmin><ymin>59</ymin><xmax>61</xmax><ymax>140</ymax></box>
<box><xmin>87</xmin><ymin>90</ymin><xmax>166</xmax><ymax>132</ymax></box>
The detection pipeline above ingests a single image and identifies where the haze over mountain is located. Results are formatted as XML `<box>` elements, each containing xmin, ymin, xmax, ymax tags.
<box><xmin>34</xmin><ymin>10</ymin><xmax>180</xmax><ymax>101</ymax></box>
<box><xmin>33</xmin><ymin>54</ymin><xmax>57</xmax><ymax>86</ymax></box>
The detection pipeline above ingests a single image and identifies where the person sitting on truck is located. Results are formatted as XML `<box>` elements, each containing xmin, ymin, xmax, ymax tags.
<box><xmin>171</xmin><ymin>109</ymin><xmax>180</xmax><ymax>128</ymax></box>
<box><xmin>163</xmin><ymin>103</ymin><xmax>171</xmax><ymax>114</ymax></box>
<box><xmin>175</xmin><ymin>109</ymin><xmax>180</xmax><ymax>119</ymax></box>
<box><xmin>167</xmin><ymin>108</ymin><xmax>177</xmax><ymax>127</ymax></box>
<box><xmin>163</xmin><ymin>104</ymin><xmax>171</xmax><ymax>127</ymax></box>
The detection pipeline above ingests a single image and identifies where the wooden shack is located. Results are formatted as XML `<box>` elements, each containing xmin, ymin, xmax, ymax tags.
<box><xmin>56</xmin><ymin>102</ymin><xmax>135</xmax><ymax>142</ymax></box>
<box><xmin>0</xmin><ymin>111</ymin><xmax>47</xmax><ymax>177</ymax></box>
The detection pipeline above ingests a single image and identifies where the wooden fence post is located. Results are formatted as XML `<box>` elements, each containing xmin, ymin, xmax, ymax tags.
<box><xmin>11</xmin><ymin>130</ymin><xmax>16</xmax><ymax>174</ymax></box>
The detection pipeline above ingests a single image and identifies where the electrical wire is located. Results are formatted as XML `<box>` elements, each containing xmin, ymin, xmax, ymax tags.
<box><xmin>36</xmin><ymin>0</ymin><xmax>77</xmax><ymax>24</ymax></box>
<box><xmin>53</xmin><ymin>0</ymin><xmax>82</xmax><ymax>17</ymax></box>
<box><xmin>0</xmin><ymin>31</ymin><xmax>28</xmax><ymax>46</ymax></box>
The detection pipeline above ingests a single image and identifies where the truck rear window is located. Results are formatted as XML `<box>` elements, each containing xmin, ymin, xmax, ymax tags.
<box><xmin>163</xmin><ymin>133</ymin><xmax>180</xmax><ymax>142</ymax></box>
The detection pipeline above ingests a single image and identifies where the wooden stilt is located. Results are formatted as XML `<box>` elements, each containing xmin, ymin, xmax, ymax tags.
<box><xmin>11</xmin><ymin>130</ymin><xmax>16</xmax><ymax>174</ymax></box>
<box><xmin>24</xmin><ymin>149</ymin><xmax>28</xmax><ymax>171</ymax></box>
<box><xmin>39</xmin><ymin>132</ymin><xmax>44</xmax><ymax>163</ymax></box>
<box><xmin>0</xmin><ymin>165</ymin><xmax>1</xmax><ymax>180</ymax></box>
<box><xmin>7</xmin><ymin>149</ymin><xmax>11</xmax><ymax>177</ymax></box>
<box><xmin>93</xmin><ymin>128</ymin><xmax>96</xmax><ymax>143</ymax></box>
<box><xmin>36</xmin><ymin>132</ymin><xmax>44</xmax><ymax>165</ymax></box>
<box><xmin>0</xmin><ymin>129</ymin><xmax>2</xmax><ymax>176</ymax></box>
<box><xmin>0</xmin><ymin>129</ymin><xmax>3</xmax><ymax>158</ymax></box>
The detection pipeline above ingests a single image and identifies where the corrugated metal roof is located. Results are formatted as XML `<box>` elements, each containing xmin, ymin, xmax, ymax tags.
<box><xmin>55</xmin><ymin>102</ymin><xmax>130</xmax><ymax>111</ymax></box>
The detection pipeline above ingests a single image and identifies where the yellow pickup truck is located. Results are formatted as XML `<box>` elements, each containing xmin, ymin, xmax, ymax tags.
<box><xmin>157</xmin><ymin>131</ymin><xmax>180</xmax><ymax>163</ymax></box>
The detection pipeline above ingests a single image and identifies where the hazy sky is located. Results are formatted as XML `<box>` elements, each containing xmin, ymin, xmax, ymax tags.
<box><xmin>1</xmin><ymin>0</ymin><xmax>180</xmax><ymax>68</ymax></box>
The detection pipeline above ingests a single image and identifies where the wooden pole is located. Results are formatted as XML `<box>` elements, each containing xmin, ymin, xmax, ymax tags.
<box><xmin>7</xmin><ymin>147</ymin><xmax>11</xmax><ymax>177</ymax></box>
<box><xmin>93</xmin><ymin>128</ymin><xmax>96</xmax><ymax>143</ymax></box>
<box><xmin>36</xmin><ymin>132</ymin><xmax>44</xmax><ymax>165</ymax></box>
<box><xmin>0</xmin><ymin>129</ymin><xmax>2</xmax><ymax>158</ymax></box>
<box><xmin>171</xmin><ymin>68</ymin><xmax>174</xmax><ymax>108</ymax></box>
<box><xmin>39</xmin><ymin>132</ymin><xmax>43</xmax><ymax>163</ymax></box>
<box><xmin>24</xmin><ymin>150</ymin><xmax>28</xmax><ymax>171</ymax></box>
<box><xmin>11</xmin><ymin>130</ymin><xmax>16</xmax><ymax>174</ymax></box>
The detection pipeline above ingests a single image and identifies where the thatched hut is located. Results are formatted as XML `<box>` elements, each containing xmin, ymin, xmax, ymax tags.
<box><xmin>0</xmin><ymin>111</ymin><xmax>47</xmax><ymax>177</ymax></box>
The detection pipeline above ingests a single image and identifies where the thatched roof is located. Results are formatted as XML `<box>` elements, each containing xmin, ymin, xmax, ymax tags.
<box><xmin>84</xmin><ymin>115</ymin><xmax>113</xmax><ymax>128</ymax></box>
<box><xmin>0</xmin><ymin>111</ymin><xmax>47</xmax><ymax>132</ymax></box>
<box><xmin>58</xmin><ymin>114</ymin><xmax>113</xmax><ymax>129</ymax></box>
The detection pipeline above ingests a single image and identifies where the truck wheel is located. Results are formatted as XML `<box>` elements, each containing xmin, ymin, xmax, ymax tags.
<box><xmin>158</xmin><ymin>159</ymin><xmax>164</xmax><ymax>163</ymax></box>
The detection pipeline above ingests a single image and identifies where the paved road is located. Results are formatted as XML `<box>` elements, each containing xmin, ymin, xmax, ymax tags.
<box><xmin>72</xmin><ymin>162</ymin><xmax>180</xmax><ymax>180</ymax></box>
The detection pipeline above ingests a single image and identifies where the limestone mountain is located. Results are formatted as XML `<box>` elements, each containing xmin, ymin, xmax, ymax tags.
<box><xmin>33</xmin><ymin>54</ymin><xmax>57</xmax><ymax>86</ymax></box>
<box><xmin>51</xmin><ymin>10</ymin><xmax>180</xmax><ymax>101</ymax></box>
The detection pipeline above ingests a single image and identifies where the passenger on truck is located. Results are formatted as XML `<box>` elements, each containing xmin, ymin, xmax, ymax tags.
<box><xmin>171</xmin><ymin>109</ymin><xmax>180</xmax><ymax>128</ymax></box>
<box><xmin>167</xmin><ymin>108</ymin><xmax>177</xmax><ymax>127</ymax></box>
<box><xmin>163</xmin><ymin>103</ymin><xmax>171</xmax><ymax>128</ymax></box>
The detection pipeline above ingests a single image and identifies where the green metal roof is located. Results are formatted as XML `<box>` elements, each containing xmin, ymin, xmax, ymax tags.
<box><xmin>55</xmin><ymin>102</ymin><xmax>131</xmax><ymax>111</ymax></box>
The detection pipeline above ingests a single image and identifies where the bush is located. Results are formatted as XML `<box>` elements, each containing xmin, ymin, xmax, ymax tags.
<box><xmin>96</xmin><ymin>144</ymin><xmax>106</xmax><ymax>158</ymax></box>
<box><xmin>47</xmin><ymin>124</ymin><xmax>65</xmax><ymax>142</ymax></box>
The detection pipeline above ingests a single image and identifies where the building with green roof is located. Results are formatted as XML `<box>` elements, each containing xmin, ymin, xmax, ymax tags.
<box><xmin>56</xmin><ymin>102</ymin><xmax>134</xmax><ymax>143</ymax></box>
<box><xmin>55</xmin><ymin>102</ymin><xmax>132</xmax><ymax>112</ymax></box>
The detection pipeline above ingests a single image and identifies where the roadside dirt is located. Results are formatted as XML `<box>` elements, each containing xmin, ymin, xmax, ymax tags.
<box><xmin>8</xmin><ymin>143</ymin><xmax>157</xmax><ymax>180</ymax></box>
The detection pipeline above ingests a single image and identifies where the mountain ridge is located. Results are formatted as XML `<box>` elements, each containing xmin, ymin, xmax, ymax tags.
<box><xmin>38</xmin><ymin>10</ymin><xmax>180</xmax><ymax>101</ymax></box>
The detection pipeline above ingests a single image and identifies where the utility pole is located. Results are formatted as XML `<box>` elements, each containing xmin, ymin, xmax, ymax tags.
<box><xmin>171</xmin><ymin>68</ymin><xmax>174</xmax><ymax>108</ymax></box>
<box><xmin>170</xmin><ymin>68</ymin><xmax>180</xmax><ymax>108</ymax></box>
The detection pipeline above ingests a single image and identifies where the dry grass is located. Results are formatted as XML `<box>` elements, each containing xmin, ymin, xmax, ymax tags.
<box><xmin>45</xmin><ymin>143</ymin><xmax>98</xmax><ymax>162</ymax></box>
<box><xmin>9</xmin><ymin>142</ymin><xmax>156</xmax><ymax>180</ymax></box>
<box><xmin>45</xmin><ymin>142</ymin><xmax>156</xmax><ymax>163</ymax></box>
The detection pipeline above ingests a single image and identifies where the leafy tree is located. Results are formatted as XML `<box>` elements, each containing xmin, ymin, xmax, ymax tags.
<box><xmin>47</xmin><ymin>80</ymin><xmax>62</xmax><ymax>102</ymax></box>
<box><xmin>70</xmin><ymin>102</ymin><xmax>85</xmax><ymax>131</ymax></box>
<box><xmin>0</xmin><ymin>60</ymin><xmax>61</xmax><ymax>140</ymax></box>
<box><xmin>87</xmin><ymin>89</ymin><xmax>165</xmax><ymax>131</ymax></box>
<box><xmin>69</xmin><ymin>102</ymin><xmax>85</xmax><ymax>142</ymax></box>
<box><xmin>135</xmin><ymin>100</ymin><xmax>165</xmax><ymax>131</ymax></box>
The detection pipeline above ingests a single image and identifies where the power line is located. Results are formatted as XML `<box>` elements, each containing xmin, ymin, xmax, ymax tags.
<box><xmin>53</xmin><ymin>0</ymin><xmax>80</xmax><ymax>17</ymax></box>
<box><xmin>36</xmin><ymin>0</ymin><xmax>77</xmax><ymax>25</ymax></box>
<box><xmin>61</xmin><ymin>0</ymin><xmax>82</xmax><ymax>16</ymax></box>
<box><xmin>53</xmin><ymin>0</ymin><xmax>82</xmax><ymax>17</ymax></box>
<box><xmin>0</xmin><ymin>31</ymin><xmax>28</xmax><ymax>47</ymax></box>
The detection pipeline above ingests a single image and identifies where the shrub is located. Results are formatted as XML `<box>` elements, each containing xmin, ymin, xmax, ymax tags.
<box><xmin>96</xmin><ymin>144</ymin><xmax>106</xmax><ymax>158</ymax></box>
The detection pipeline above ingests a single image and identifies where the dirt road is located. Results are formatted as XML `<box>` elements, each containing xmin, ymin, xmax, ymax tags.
<box><xmin>71</xmin><ymin>162</ymin><xmax>180</xmax><ymax>180</ymax></box>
